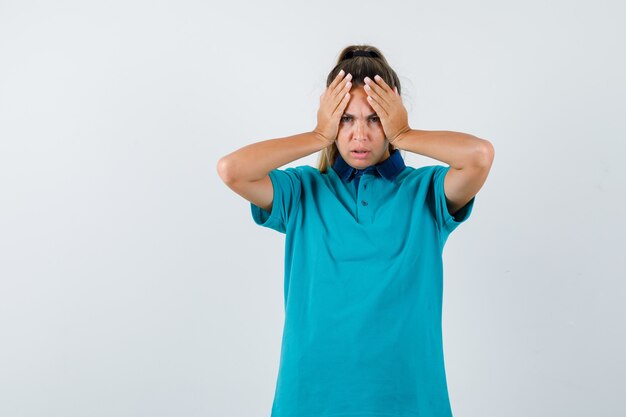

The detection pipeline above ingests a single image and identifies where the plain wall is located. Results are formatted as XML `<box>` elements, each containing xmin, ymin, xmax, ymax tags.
<box><xmin>1</xmin><ymin>0</ymin><xmax>625</xmax><ymax>416</ymax></box>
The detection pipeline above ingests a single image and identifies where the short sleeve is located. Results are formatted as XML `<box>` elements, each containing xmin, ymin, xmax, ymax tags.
<box><xmin>250</xmin><ymin>167</ymin><xmax>302</xmax><ymax>234</ymax></box>
<box><xmin>431</xmin><ymin>165</ymin><xmax>475</xmax><ymax>235</ymax></box>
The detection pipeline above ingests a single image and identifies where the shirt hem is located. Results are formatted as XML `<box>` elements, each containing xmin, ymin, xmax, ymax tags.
<box><xmin>276</xmin><ymin>412</ymin><xmax>419</xmax><ymax>417</ymax></box>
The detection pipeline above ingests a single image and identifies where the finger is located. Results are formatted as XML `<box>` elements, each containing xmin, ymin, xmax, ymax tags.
<box><xmin>321</xmin><ymin>72</ymin><xmax>350</xmax><ymax>107</ymax></box>
<box><xmin>364</xmin><ymin>79</ymin><xmax>392</xmax><ymax>109</ymax></box>
<box><xmin>325</xmin><ymin>70</ymin><xmax>343</xmax><ymax>94</ymax></box>
<box><xmin>370</xmin><ymin>75</ymin><xmax>395</xmax><ymax>104</ymax></box>
<box><xmin>365</xmin><ymin>76</ymin><xmax>392</xmax><ymax>104</ymax></box>
<box><xmin>366</xmin><ymin>93</ymin><xmax>388</xmax><ymax>118</ymax></box>
<box><xmin>373</xmin><ymin>75</ymin><xmax>393</xmax><ymax>93</ymax></box>
<box><xmin>334</xmin><ymin>89</ymin><xmax>351</xmax><ymax>117</ymax></box>
<box><xmin>330</xmin><ymin>80</ymin><xmax>351</xmax><ymax>113</ymax></box>
<box><xmin>331</xmin><ymin>73</ymin><xmax>351</xmax><ymax>100</ymax></box>
<box><xmin>329</xmin><ymin>70</ymin><xmax>350</xmax><ymax>94</ymax></box>
<box><xmin>337</xmin><ymin>90</ymin><xmax>351</xmax><ymax>114</ymax></box>
<box><xmin>322</xmin><ymin>73</ymin><xmax>350</xmax><ymax>110</ymax></box>
<box><xmin>321</xmin><ymin>73</ymin><xmax>344</xmax><ymax>101</ymax></box>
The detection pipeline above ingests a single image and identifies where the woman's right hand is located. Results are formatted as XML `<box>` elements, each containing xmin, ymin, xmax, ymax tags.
<box><xmin>313</xmin><ymin>70</ymin><xmax>352</xmax><ymax>146</ymax></box>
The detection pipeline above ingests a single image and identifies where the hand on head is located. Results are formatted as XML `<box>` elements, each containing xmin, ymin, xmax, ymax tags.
<box><xmin>363</xmin><ymin>75</ymin><xmax>410</xmax><ymax>145</ymax></box>
<box><xmin>313</xmin><ymin>70</ymin><xmax>352</xmax><ymax>146</ymax></box>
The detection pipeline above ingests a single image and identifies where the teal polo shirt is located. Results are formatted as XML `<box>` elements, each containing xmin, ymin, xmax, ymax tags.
<box><xmin>250</xmin><ymin>149</ymin><xmax>475</xmax><ymax>417</ymax></box>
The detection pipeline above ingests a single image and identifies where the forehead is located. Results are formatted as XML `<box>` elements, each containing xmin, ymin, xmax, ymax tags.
<box><xmin>343</xmin><ymin>111</ymin><xmax>378</xmax><ymax>118</ymax></box>
<box><xmin>345</xmin><ymin>90</ymin><xmax>376</xmax><ymax>115</ymax></box>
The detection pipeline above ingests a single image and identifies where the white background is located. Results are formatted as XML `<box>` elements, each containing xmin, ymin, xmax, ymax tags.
<box><xmin>1</xmin><ymin>1</ymin><xmax>625</xmax><ymax>416</ymax></box>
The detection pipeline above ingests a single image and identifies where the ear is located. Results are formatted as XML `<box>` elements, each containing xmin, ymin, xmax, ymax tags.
<box><xmin>394</xmin><ymin>86</ymin><xmax>399</xmax><ymax>95</ymax></box>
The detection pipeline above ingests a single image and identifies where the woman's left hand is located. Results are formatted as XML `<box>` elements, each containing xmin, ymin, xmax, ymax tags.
<box><xmin>363</xmin><ymin>75</ymin><xmax>411</xmax><ymax>145</ymax></box>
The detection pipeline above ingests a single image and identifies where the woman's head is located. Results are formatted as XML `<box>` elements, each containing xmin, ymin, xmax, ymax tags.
<box><xmin>317</xmin><ymin>45</ymin><xmax>402</xmax><ymax>173</ymax></box>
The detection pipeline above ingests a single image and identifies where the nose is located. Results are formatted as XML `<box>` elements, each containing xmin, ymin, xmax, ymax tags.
<box><xmin>352</xmin><ymin>120</ymin><xmax>369</xmax><ymax>142</ymax></box>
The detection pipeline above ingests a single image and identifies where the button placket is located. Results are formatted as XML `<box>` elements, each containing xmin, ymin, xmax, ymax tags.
<box><xmin>357</xmin><ymin>174</ymin><xmax>372</xmax><ymax>223</ymax></box>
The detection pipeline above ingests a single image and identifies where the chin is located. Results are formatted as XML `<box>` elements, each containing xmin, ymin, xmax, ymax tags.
<box><xmin>350</xmin><ymin>157</ymin><xmax>377</xmax><ymax>168</ymax></box>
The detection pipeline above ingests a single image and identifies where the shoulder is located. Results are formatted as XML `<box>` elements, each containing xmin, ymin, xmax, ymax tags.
<box><xmin>276</xmin><ymin>164</ymin><xmax>318</xmax><ymax>175</ymax></box>
<box><xmin>278</xmin><ymin>165</ymin><xmax>330</xmax><ymax>181</ymax></box>
<box><xmin>398</xmin><ymin>164</ymin><xmax>445</xmax><ymax>183</ymax></box>
<box><xmin>267</xmin><ymin>165</ymin><xmax>329</xmax><ymax>192</ymax></box>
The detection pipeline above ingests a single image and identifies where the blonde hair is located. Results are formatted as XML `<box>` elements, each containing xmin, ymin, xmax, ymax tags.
<box><xmin>316</xmin><ymin>44</ymin><xmax>402</xmax><ymax>173</ymax></box>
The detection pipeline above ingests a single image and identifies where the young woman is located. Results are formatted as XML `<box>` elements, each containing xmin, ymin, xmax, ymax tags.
<box><xmin>217</xmin><ymin>45</ymin><xmax>494</xmax><ymax>417</ymax></box>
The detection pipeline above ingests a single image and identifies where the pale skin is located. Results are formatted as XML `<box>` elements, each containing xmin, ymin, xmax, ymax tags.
<box><xmin>362</xmin><ymin>74</ymin><xmax>495</xmax><ymax>215</ymax></box>
<box><xmin>217</xmin><ymin>70</ymin><xmax>494</xmax><ymax>216</ymax></box>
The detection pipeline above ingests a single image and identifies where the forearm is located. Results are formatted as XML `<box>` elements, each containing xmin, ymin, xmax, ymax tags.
<box><xmin>217</xmin><ymin>131</ymin><xmax>328</xmax><ymax>183</ymax></box>
<box><xmin>393</xmin><ymin>129</ymin><xmax>493</xmax><ymax>169</ymax></box>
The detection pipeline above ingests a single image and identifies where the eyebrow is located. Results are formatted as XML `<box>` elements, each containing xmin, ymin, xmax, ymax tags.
<box><xmin>342</xmin><ymin>113</ymin><xmax>378</xmax><ymax>118</ymax></box>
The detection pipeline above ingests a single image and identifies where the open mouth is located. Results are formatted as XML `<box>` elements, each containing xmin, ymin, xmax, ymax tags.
<box><xmin>351</xmin><ymin>150</ymin><xmax>370</xmax><ymax>159</ymax></box>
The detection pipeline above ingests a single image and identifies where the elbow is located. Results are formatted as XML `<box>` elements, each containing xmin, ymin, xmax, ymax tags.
<box><xmin>474</xmin><ymin>139</ymin><xmax>495</xmax><ymax>168</ymax></box>
<box><xmin>216</xmin><ymin>156</ymin><xmax>236</xmax><ymax>184</ymax></box>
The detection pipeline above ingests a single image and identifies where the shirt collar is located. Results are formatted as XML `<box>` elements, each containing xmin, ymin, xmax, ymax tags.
<box><xmin>332</xmin><ymin>148</ymin><xmax>405</xmax><ymax>183</ymax></box>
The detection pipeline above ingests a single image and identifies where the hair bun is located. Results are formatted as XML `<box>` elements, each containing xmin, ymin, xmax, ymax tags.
<box><xmin>344</xmin><ymin>50</ymin><xmax>379</xmax><ymax>59</ymax></box>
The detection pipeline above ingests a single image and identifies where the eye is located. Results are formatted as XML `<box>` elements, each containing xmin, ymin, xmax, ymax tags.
<box><xmin>341</xmin><ymin>116</ymin><xmax>352</xmax><ymax>122</ymax></box>
<box><xmin>370</xmin><ymin>116</ymin><xmax>380</xmax><ymax>122</ymax></box>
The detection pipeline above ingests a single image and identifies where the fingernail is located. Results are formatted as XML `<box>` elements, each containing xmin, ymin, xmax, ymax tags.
<box><xmin>339</xmin><ymin>69</ymin><xmax>344</xmax><ymax>75</ymax></box>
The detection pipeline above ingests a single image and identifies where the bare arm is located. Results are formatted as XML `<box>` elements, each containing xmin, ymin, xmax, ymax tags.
<box><xmin>216</xmin><ymin>132</ymin><xmax>329</xmax><ymax>211</ymax></box>
<box><xmin>216</xmin><ymin>131</ymin><xmax>329</xmax><ymax>183</ymax></box>
<box><xmin>392</xmin><ymin>129</ymin><xmax>492</xmax><ymax>170</ymax></box>
<box><xmin>360</xmin><ymin>75</ymin><xmax>494</xmax><ymax>217</ymax></box>
<box><xmin>393</xmin><ymin>129</ymin><xmax>495</xmax><ymax>216</ymax></box>
<box><xmin>216</xmin><ymin>69</ymin><xmax>353</xmax><ymax>212</ymax></box>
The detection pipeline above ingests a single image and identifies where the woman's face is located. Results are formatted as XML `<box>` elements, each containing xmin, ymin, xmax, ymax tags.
<box><xmin>335</xmin><ymin>85</ymin><xmax>391</xmax><ymax>169</ymax></box>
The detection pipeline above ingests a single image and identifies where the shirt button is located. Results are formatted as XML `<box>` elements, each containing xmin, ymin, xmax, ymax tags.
<box><xmin>361</xmin><ymin>200</ymin><xmax>368</xmax><ymax>206</ymax></box>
